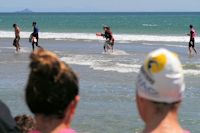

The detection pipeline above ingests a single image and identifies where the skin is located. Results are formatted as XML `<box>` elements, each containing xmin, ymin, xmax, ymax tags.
<box><xmin>34</xmin><ymin>96</ymin><xmax>80</xmax><ymax>133</ymax></box>
<box><xmin>13</xmin><ymin>25</ymin><xmax>20</xmax><ymax>52</ymax></box>
<box><xmin>187</xmin><ymin>27</ymin><xmax>197</xmax><ymax>55</ymax></box>
<box><xmin>136</xmin><ymin>95</ymin><xmax>185</xmax><ymax>133</ymax></box>
<box><xmin>14</xmin><ymin>26</ymin><xmax>20</xmax><ymax>37</ymax></box>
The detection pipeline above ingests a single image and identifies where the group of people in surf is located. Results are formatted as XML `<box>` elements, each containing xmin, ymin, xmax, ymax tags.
<box><xmin>12</xmin><ymin>21</ymin><xmax>42</xmax><ymax>52</ymax></box>
<box><xmin>13</xmin><ymin>23</ymin><xmax>197</xmax><ymax>55</ymax></box>
<box><xmin>96</xmin><ymin>24</ymin><xmax>198</xmax><ymax>55</ymax></box>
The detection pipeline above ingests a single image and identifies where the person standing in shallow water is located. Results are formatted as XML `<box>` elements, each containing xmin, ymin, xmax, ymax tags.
<box><xmin>31</xmin><ymin>22</ymin><xmax>42</xmax><ymax>51</ymax></box>
<box><xmin>13</xmin><ymin>24</ymin><xmax>20</xmax><ymax>52</ymax></box>
<box><xmin>96</xmin><ymin>25</ymin><xmax>115</xmax><ymax>52</ymax></box>
<box><xmin>187</xmin><ymin>24</ymin><xmax>197</xmax><ymax>55</ymax></box>
<box><xmin>26</xmin><ymin>49</ymin><xmax>79</xmax><ymax>133</ymax></box>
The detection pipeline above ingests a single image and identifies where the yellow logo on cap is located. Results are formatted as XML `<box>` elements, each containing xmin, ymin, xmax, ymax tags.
<box><xmin>145</xmin><ymin>54</ymin><xmax>167</xmax><ymax>74</ymax></box>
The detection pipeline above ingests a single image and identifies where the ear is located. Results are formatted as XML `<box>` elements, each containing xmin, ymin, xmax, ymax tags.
<box><xmin>69</xmin><ymin>96</ymin><xmax>80</xmax><ymax>115</ymax></box>
<box><xmin>64</xmin><ymin>96</ymin><xmax>80</xmax><ymax>125</ymax></box>
<box><xmin>136</xmin><ymin>95</ymin><xmax>146</xmax><ymax>121</ymax></box>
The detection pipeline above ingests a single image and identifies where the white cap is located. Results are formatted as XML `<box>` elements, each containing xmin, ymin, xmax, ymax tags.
<box><xmin>136</xmin><ymin>48</ymin><xmax>185</xmax><ymax>103</ymax></box>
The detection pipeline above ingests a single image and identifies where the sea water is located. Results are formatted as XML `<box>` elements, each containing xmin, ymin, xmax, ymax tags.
<box><xmin>1</xmin><ymin>12</ymin><xmax>200</xmax><ymax>42</ymax></box>
<box><xmin>0</xmin><ymin>13</ymin><xmax>200</xmax><ymax>133</ymax></box>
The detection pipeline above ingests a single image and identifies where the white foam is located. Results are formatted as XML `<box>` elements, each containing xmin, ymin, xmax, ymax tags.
<box><xmin>0</xmin><ymin>46</ymin><xmax>15</xmax><ymax>50</ymax></box>
<box><xmin>61</xmin><ymin>54</ymin><xmax>200</xmax><ymax>75</ymax></box>
<box><xmin>0</xmin><ymin>31</ymin><xmax>31</xmax><ymax>38</ymax></box>
<box><xmin>61</xmin><ymin>54</ymin><xmax>140</xmax><ymax>73</ymax></box>
<box><xmin>116</xmin><ymin>63</ymin><xmax>139</xmax><ymax>68</ymax></box>
<box><xmin>117</xmin><ymin>40</ymin><xmax>132</xmax><ymax>43</ymax></box>
<box><xmin>19</xmin><ymin>47</ymin><xmax>31</xmax><ymax>53</ymax></box>
<box><xmin>114</xmin><ymin>34</ymin><xmax>195</xmax><ymax>43</ymax></box>
<box><xmin>1</xmin><ymin>30</ymin><xmax>200</xmax><ymax>43</ymax></box>
<box><xmin>183</xmin><ymin>69</ymin><xmax>200</xmax><ymax>76</ymax></box>
<box><xmin>0</xmin><ymin>60</ymin><xmax>29</xmax><ymax>64</ymax></box>
<box><xmin>0</xmin><ymin>46</ymin><xmax>31</xmax><ymax>53</ymax></box>
<box><xmin>102</xmin><ymin>49</ymin><xmax>129</xmax><ymax>56</ymax></box>
<box><xmin>164</xmin><ymin>44</ymin><xmax>187</xmax><ymax>48</ymax></box>
<box><xmin>142</xmin><ymin>43</ymin><xmax>154</xmax><ymax>46</ymax></box>
<box><xmin>142</xmin><ymin>43</ymin><xmax>187</xmax><ymax>48</ymax></box>
<box><xmin>91</xmin><ymin>63</ymin><xmax>140</xmax><ymax>73</ymax></box>
<box><xmin>142</xmin><ymin>24</ymin><xmax>158</xmax><ymax>27</ymax></box>
<box><xmin>14</xmin><ymin>51</ymin><xmax>20</xmax><ymax>54</ymax></box>
<box><xmin>61</xmin><ymin>55</ymin><xmax>96</xmax><ymax>66</ymax></box>
<box><xmin>0</xmin><ymin>61</ymin><xmax>9</xmax><ymax>64</ymax></box>
<box><xmin>110</xmin><ymin>49</ymin><xmax>129</xmax><ymax>55</ymax></box>
<box><xmin>92</xmin><ymin>65</ymin><xmax>137</xmax><ymax>73</ymax></box>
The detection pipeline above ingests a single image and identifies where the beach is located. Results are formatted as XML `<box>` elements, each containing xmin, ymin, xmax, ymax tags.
<box><xmin>0</xmin><ymin>12</ymin><xmax>200</xmax><ymax>133</ymax></box>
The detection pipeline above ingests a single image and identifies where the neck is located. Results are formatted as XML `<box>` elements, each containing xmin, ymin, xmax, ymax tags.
<box><xmin>143</xmin><ymin>110</ymin><xmax>183</xmax><ymax>133</ymax></box>
<box><xmin>35</xmin><ymin>115</ymin><xmax>71</xmax><ymax>133</ymax></box>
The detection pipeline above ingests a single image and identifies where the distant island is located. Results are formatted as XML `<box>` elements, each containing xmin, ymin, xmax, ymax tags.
<box><xmin>16</xmin><ymin>8</ymin><xmax>33</xmax><ymax>13</ymax></box>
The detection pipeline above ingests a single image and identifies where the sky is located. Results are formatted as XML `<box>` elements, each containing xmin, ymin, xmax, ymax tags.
<box><xmin>0</xmin><ymin>0</ymin><xmax>200</xmax><ymax>12</ymax></box>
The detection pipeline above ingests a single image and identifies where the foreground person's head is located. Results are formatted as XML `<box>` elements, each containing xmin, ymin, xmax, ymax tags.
<box><xmin>25</xmin><ymin>49</ymin><xmax>79</xmax><ymax>132</ymax></box>
<box><xmin>135</xmin><ymin>48</ymin><xmax>186</xmax><ymax>132</ymax></box>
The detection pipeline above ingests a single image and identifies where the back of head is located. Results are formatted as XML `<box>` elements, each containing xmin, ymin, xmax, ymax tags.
<box><xmin>32</xmin><ymin>22</ymin><xmax>36</xmax><ymax>26</ymax></box>
<box><xmin>103</xmin><ymin>25</ymin><xmax>110</xmax><ymax>30</ymax></box>
<box><xmin>189</xmin><ymin>24</ymin><xmax>193</xmax><ymax>29</ymax></box>
<box><xmin>13</xmin><ymin>24</ymin><xmax>16</xmax><ymax>28</ymax></box>
<box><xmin>136</xmin><ymin>48</ymin><xmax>185</xmax><ymax>104</ymax></box>
<box><xmin>25</xmin><ymin>49</ymin><xmax>79</xmax><ymax>118</ymax></box>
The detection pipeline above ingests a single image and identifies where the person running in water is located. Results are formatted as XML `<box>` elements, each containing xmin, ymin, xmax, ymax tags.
<box><xmin>31</xmin><ymin>22</ymin><xmax>42</xmax><ymax>51</ymax></box>
<box><xmin>187</xmin><ymin>25</ymin><xmax>197</xmax><ymax>55</ymax></box>
<box><xmin>96</xmin><ymin>25</ymin><xmax>115</xmax><ymax>52</ymax></box>
<box><xmin>13</xmin><ymin>24</ymin><xmax>20</xmax><ymax>52</ymax></box>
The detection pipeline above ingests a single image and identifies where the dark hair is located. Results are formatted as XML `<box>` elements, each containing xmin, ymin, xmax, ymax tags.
<box><xmin>189</xmin><ymin>24</ymin><xmax>193</xmax><ymax>28</ymax></box>
<box><xmin>13</xmin><ymin>24</ymin><xmax>16</xmax><ymax>28</ymax></box>
<box><xmin>103</xmin><ymin>25</ymin><xmax>110</xmax><ymax>30</ymax></box>
<box><xmin>14</xmin><ymin>115</ymin><xmax>36</xmax><ymax>133</ymax></box>
<box><xmin>32</xmin><ymin>22</ymin><xmax>36</xmax><ymax>25</ymax></box>
<box><xmin>25</xmin><ymin>49</ymin><xmax>79</xmax><ymax>118</ymax></box>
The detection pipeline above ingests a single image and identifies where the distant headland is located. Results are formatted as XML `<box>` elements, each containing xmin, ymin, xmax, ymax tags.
<box><xmin>16</xmin><ymin>8</ymin><xmax>33</xmax><ymax>13</ymax></box>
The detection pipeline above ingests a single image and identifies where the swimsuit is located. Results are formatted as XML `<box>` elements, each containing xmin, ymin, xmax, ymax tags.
<box><xmin>189</xmin><ymin>29</ymin><xmax>195</xmax><ymax>48</ymax></box>
<box><xmin>102</xmin><ymin>31</ymin><xmax>114</xmax><ymax>46</ymax></box>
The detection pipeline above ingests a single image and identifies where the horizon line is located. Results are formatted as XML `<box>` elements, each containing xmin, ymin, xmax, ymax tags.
<box><xmin>1</xmin><ymin>11</ymin><xmax>200</xmax><ymax>13</ymax></box>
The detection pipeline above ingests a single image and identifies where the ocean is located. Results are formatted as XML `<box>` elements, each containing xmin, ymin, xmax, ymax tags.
<box><xmin>0</xmin><ymin>12</ymin><xmax>200</xmax><ymax>133</ymax></box>
<box><xmin>1</xmin><ymin>12</ymin><xmax>200</xmax><ymax>42</ymax></box>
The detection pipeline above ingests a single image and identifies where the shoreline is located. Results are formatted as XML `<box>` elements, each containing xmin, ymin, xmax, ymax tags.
<box><xmin>0</xmin><ymin>31</ymin><xmax>197</xmax><ymax>43</ymax></box>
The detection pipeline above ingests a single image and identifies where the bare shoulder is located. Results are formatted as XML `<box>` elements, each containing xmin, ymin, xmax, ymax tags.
<box><xmin>16</xmin><ymin>26</ymin><xmax>20</xmax><ymax>32</ymax></box>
